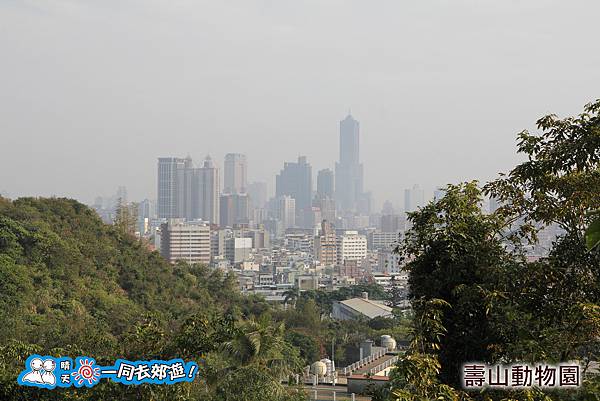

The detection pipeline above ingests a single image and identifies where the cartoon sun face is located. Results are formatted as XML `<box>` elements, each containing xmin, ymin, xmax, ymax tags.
<box><xmin>72</xmin><ymin>358</ymin><xmax>101</xmax><ymax>386</ymax></box>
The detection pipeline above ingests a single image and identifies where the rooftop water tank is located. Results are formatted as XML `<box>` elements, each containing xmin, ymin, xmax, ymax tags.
<box><xmin>381</xmin><ymin>335</ymin><xmax>397</xmax><ymax>351</ymax></box>
<box><xmin>311</xmin><ymin>361</ymin><xmax>327</xmax><ymax>377</ymax></box>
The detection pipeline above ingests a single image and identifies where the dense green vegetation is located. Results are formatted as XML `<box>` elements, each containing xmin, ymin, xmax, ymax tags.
<box><xmin>388</xmin><ymin>100</ymin><xmax>600</xmax><ymax>400</ymax></box>
<box><xmin>0</xmin><ymin>197</ymin><xmax>291</xmax><ymax>400</ymax></box>
<box><xmin>0</xmin><ymin>197</ymin><xmax>405</xmax><ymax>400</ymax></box>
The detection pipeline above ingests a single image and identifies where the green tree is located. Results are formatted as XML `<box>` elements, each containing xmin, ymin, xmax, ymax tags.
<box><xmin>398</xmin><ymin>182</ymin><xmax>511</xmax><ymax>386</ymax></box>
<box><xmin>113</xmin><ymin>198</ymin><xmax>138</xmax><ymax>236</ymax></box>
<box><xmin>391</xmin><ymin>100</ymin><xmax>600</xmax><ymax>400</ymax></box>
<box><xmin>222</xmin><ymin>315</ymin><xmax>303</xmax><ymax>379</ymax></box>
<box><xmin>389</xmin><ymin>299</ymin><xmax>467</xmax><ymax>401</ymax></box>
<box><xmin>484</xmin><ymin>100</ymin><xmax>600</xmax><ymax>366</ymax></box>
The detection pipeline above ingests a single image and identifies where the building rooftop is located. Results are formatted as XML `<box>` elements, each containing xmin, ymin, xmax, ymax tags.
<box><xmin>339</xmin><ymin>297</ymin><xmax>393</xmax><ymax>319</ymax></box>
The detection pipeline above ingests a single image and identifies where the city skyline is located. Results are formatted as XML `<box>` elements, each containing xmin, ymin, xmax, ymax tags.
<box><xmin>151</xmin><ymin>113</ymin><xmax>435</xmax><ymax>227</ymax></box>
<box><xmin>2</xmin><ymin>108</ymin><xmax>538</xmax><ymax>214</ymax></box>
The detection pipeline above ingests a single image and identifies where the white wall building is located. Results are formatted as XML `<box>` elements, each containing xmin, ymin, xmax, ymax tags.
<box><xmin>337</xmin><ymin>230</ymin><xmax>367</xmax><ymax>265</ymax></box>
<box><xmin>276</xmin><ymin>195</ymin><xmax>296</xmax><ymax>230</ymax></box>
<box><xmin>225</xmin><ymin>237</ymin><xmax>252</xmax><ymax>264</ymax></box>
<box><xmin>159</xmin><ymin>219</ymin><xmax>211</xmax><ymax>264</ymax></box>
<box><xmin>369</xmin><ymin>230</ymin><xmax>401</xmax><ymax>250</ymax></box>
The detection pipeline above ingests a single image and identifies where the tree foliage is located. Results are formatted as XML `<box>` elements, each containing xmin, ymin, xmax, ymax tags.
<box><xmin>0</xmin><ymin>197</ymin><xmax>306</xmax><ymax>401</ymax></box>
<box><xmin>390</xmin><ymin>100</ymin><xmax>600</xmax><ymax>400</ymax></box>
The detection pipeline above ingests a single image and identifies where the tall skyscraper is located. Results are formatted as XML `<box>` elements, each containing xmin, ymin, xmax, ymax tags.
<box><xmin>224</xmin><ymin>153</ymin><xmax>247</xmax><ymax>194</ymax></box>
<box><xmin>247</xmin><ymin>181</ymin><xmax>268</xmax><ymax>210</ymax></box>
<box><xmin>335</xmin><ymin>114</ymin><xmax>364</xmax><ymax>212</ymax></box>
<box><xmin>182</xmin><ymin>155</ymin><xmax>194</xmax><ymax>220</ymax></box>
<box><xmin>317</xmin><ymin>169</ymin><xmax>334</xmax><ymax>198</ymax></box>
<box><xmin>275</xmin><ymin>195</ymin><xmax>296</xmax><ymax>231</ymax></box>
<box><xmin>220</xmin><ymin>193</ymin><xmax>250</xmax><ymax>227</ymax></box>
<box><xmin>382</xmin><ymin>200</ymin><xmax>395</xmax><ymax>215</ymax></box>
<box><xmin>381</xmin><ymin>214</ymin><xmax>405</xmax><ymax>233</ymax></box>
<box><xmin>116</xmin><ymin>186</ymin><xmax>128</xmax><ymax>204</ymax></box>
<box><xmin>275</xmin><ymin>156</ymin><xmax>312</xmax><ymax>226</ymax></box>
<box><xmin>404</xmin><ymin>184</ymin><xmax>425</xmax><ymax>212</ymax></box>
<box><xmin>195</xmin><ymin>156</ymin><xmax>220</xmax><ymax>224</ymax></box>
<box><xmin>313</xmin><ymin>196</ymin><xmax>336</xmax><ymax>224</ymax></box>
<box><xmin>158</xmin><ymin>156</ymin><xmax>220</xmax><ymax>223</ymax></box>
<box><xmin>157</xmin><ymin>157</ymin><xmax>187</xmax><ymax>218</ymax></box>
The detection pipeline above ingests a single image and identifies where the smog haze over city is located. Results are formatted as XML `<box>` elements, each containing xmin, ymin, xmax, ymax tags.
<box><xmin>1</xmin><ymin>0</ymin><xmax>599</xmax><ymax>208</ymax></box>
<box><xmin>2</xmin><ymin>1</ymin><xmax>600</xmax><ymax>400</ymax></box>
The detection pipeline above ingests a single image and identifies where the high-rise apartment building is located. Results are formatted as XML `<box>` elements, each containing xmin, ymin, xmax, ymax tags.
<box><xmin>313</xmin><ymin>196</ymin><xmax>336</xmax><ymax>224</ymax></box>
<box><xmin>335</xmin><ymin>114</ymin><xmax>364</xmax><ymax>212</ymax></box>
<box><xmin>243</xmin><ymin>228</ymin><xmax>270</xmax><ymax>249</ymax></box>
<box><xmin>157</xmin><ymin>157</ymin><xmax>187</xmax><ymax>218</ymax></box>
<box><xmin>404</xmin><ymin>184</ymin><xmax>425</xmax><ymax>212</ymax></box>
<box><xmin>157</xmin><ymin>156</ymin><xmax>220</xmax><ymax>224</ymax></box>
<box><xmin>317</xmin><ymin>169</ymin><xmax>334</xmax><ymax>198</ymax></box>
<box><xmin>220</xmin><ymin>193</ymin><xmax>250</xmax><ymax>227</ymax></box>
<box><xmin>382</xmin><ymin>200</ymin><xmax>395</xmax><ymax>215</ymax></box>
<box><xmin>381</xmin><ymin>214</ymin><xmax>405</xmax><ymax>233</ymax></box>
<box><xmin>338</xmin><ymin>259</ymin><xmax>360</xmax><ymax>278</ymax></box>
<box><xmin>194</xmin><ymin>156</ymin><xmax>220</xmax><ymax>224</ymax></box>
<box><xmin>224</xmin><ymin>153</ymin><xmax>247</xmax><ymax>194</ymax></box>
<box><xmin>275</xmin><ymin>195</ymin><xmax>296</xmax><ymax>231</ymax></box>
<box><xmin>159</xmin><ymin>219</ymin><xmax>211</xmax><ymax>264</ymax></box>
<box><xmin>368</xmin><ymin>230</ymin><xmax>401</xmax><ymax>251</ymax></box>
<box><xmin>314</xmin><ymin>220</ymin><xmax>337</xmax><ymax>267</ymax></box>
<box><xmin>247</xmin><ymin>181</ymin><xmax>267</xmax><ymax>210</ymax></box>
<box><xmin>275</xmin><ymin>156</ymin><xmax>312</xmax><ymax>226</ymax></box>
<box><xmin>336</xmin><ymin>230</ymin><xmax>367</xmax><ymax>265</ymax></box>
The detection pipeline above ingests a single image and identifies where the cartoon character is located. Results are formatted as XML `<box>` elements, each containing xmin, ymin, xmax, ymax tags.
<box><xmin>42</xmin><ymin>359</ymin><xmax>56</xmax><ymax>385</ymax></box>
<box><xmin>22</xmin><ymin>358</ymin><xmax>44</xmax><ymax>384</ymax></box>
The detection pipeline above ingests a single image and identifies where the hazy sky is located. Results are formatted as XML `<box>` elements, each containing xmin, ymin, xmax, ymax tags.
<box><xmin>1</xmin><ymin>0</ymin><xmax>599</xmax><ymax>209</ymax></box>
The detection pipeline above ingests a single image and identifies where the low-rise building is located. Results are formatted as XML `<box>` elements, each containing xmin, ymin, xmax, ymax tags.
<box><xmin>332</xmin><ymin>292</ymin><xmax>393</xmax><ymax>320</ymax></box>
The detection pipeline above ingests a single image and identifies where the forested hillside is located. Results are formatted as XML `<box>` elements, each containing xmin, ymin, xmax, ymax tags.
<box><xmin>0</xmin><ymin>197</ymin><xmax>303</xmax><ymax>400</ymax></box>
<box><xmin>0</xmin><ymin>197</ymin><xmax>402</xmax><ymax>400</ymax></box>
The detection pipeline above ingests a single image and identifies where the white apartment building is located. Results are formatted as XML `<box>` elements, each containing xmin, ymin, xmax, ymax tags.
<box><xmin>378</xmin><ymin>249</ymin><xmax>402</xmax><ymax>274</ymax></box>
<box><xmin>275</xmin><ymin>195</ymin><xmax>296</xmax><ymax>231</ymax></box>
<box><xmin>337</xmin><ymin>230</ymin><xmax>367</xmax><ymax>266</ymax></box>
<box><xmin>160</xmin><ymin>219</ymin><xmax>211</xmax><ymax>264</ymax></box>
<box><xmin>368</xmin><ymin>230</ymin><xmax>401</xmax><ymax>250</ymax></box>
<box><xmin>225</xmin><ymin>237</ymin><xmax>252</xmax><ymax>264</ymax></box>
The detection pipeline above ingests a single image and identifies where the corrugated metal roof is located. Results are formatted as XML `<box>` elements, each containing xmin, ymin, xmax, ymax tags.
<box><xmin>339</xmin><ymin>298</ymin><xmax>393</xmax><ymax>319</ymax></box>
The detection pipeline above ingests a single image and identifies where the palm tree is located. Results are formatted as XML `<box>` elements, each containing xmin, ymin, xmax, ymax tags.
<box><xmin>283</xmin><ymin>288</ymin><xmax>300</xmax><ymax>308</ymax></box>
<box><xmin>221</xmin><ymin>316</ymin><xmax>302</xmax><ymax>379</ymax></box>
